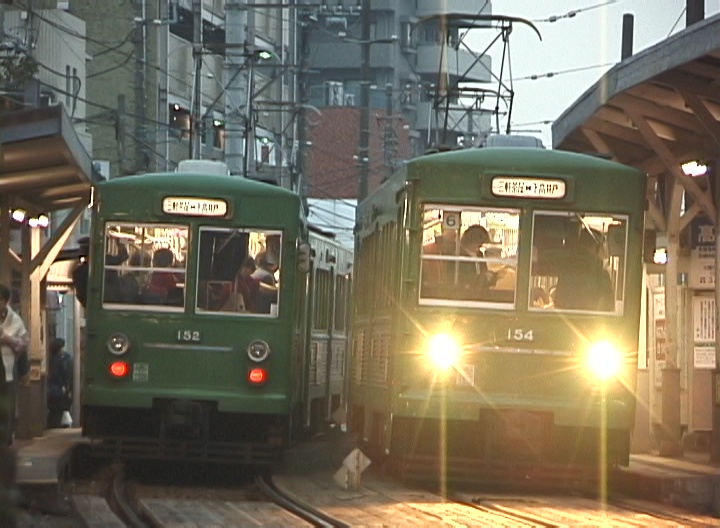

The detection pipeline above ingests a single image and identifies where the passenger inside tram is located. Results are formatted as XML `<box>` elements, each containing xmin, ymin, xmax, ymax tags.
<box><xmin>553</xmin><ymin>228</ymin><xmax>614</xmax><ymax>312</ymax></box>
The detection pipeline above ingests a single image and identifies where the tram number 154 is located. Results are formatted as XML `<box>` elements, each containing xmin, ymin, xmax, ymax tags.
<box><xmin>507</xmin><ymin>328</ymin><xmax>534</xmax><ymax>342</ymax></box>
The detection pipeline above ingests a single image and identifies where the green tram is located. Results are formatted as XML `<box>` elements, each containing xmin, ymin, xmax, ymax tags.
<box><xmin>80</xmin><ymin>166</ymin><xmax>352</xmax><ymax>464</ymax></box>
<box><xmin>350</xmin><ymin>145</ymin><xmax>647</xmax><ymax>482</ymax></box>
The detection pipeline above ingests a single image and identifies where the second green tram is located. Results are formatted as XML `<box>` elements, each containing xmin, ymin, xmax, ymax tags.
<box><xmin>350</xmin><ymin>146</ymin><xmax>647</xmax><ymax>482</ymax></box>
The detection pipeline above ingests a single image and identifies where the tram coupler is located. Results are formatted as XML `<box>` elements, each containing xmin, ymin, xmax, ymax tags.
<box><xmin>161</xmin><ymin>399</ymin><xmax>206</xmax><ymax>439</ymax></box>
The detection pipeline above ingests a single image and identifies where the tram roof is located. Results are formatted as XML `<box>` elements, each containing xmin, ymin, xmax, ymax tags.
<box><xmin>409</xmin><ymin>146</ymin><xmax>644</xmax><ymax>176</ymax></box>
<box><xmin>0</xmin><ymin>105</ymin><xmax>93</xmax><ymax>214</ymax></box>
<box><xmin>100</xmin><ymin>170</ymin><xmax>300</xmax><ymax>199</ymax></box>
<box><xmin>552</xmin><ymin>14</ymin><xmax>720</xmax><ymax>174</ymax></box>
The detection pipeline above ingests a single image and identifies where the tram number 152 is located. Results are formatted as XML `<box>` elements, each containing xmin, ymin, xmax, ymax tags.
<box><xmin>507</xmin><ymin>328</ymin><xmax>534</xmax><ymax>342</ymax></box>
<box><xmin>177</xmin><ymin>330</ymin><xmax>201</xmax><ymax>342</ymax></box>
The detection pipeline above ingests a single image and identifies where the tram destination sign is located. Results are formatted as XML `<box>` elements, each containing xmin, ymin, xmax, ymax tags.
<box><xmin>162</xmin><ymin>197</ymin><xmax>228</xmax><ymax>217</ymax></box>
<box><xmin>491</xmin><ymin>177</ymin><xmax>566</xmax><ymax>199</ymax></box>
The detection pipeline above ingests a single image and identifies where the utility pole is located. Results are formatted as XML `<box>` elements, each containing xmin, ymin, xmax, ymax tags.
<box><xmin>357</xmin><ymin>0</ymin><xmax>371</xmax><ymax>202</ymax></box>
<box><xmin>225</xmin><ymin>0</ymin><xmax>248</xmax><ymax>175</ymax></box>
<box><xmin>134</xmin><ymin>0</ymin><xmax>148</xmax><ymax>172</ymax></box>
<box><xmin>157</xmin><ymin>0</ymin><xmax>170</xmax><ymax>170</ymax></box>
<box><xmin>295</xmin><ymin>8</ymin><xmax>311</xmax><ymax>204</ymax></box>
<box><xmin>383</xmin><ymin>82</ymin><xmax>396</xmax><ymax>181</ymax></box>
<box><xmin>190</xmin><ymin>0</ymin><xmax>203</xmax><ymax>159</ymax></box>
<box><xmin>243</xmin><ymin>63</ymin><xmax>254</xmax><ymax>178</ymax></box>
<box><xmin>713</xmin><ymin>160</ymin><xmax>720</xmax><ymax>463</ymax></box>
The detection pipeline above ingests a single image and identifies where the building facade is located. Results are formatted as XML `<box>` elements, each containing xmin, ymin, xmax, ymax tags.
<box><xmin>298</xmin><ymin>0</ymin><xmax>494</xmax><ymax>199</ymax></box>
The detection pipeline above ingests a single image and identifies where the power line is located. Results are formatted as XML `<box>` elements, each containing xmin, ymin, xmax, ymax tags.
<box><xmin>533</xmin><ymin>0</ymin><xmax>620</xmax><ymax>23</ymax></box>
<box><xmin>512</xmin><ymin>62</ymin><xmax>615</xmax><ymax>82</ymax></box>
<box><xmin>667</xmin><ymin>7</ymin><xmax>687</xmax><ymax>37</ymax></box>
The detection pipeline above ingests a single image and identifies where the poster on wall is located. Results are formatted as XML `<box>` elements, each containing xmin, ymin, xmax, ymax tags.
<box><xmin>652</xmin><ymin>290</ymin><xmax>665</xmax><ymax>388</ymax></box>
<box><xmin>692</xmin><ymin>295</ymin><xmax>717</xmax><ymax>369</ymax></box>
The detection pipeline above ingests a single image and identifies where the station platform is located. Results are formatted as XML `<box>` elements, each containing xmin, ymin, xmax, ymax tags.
<box><xmin>614</xmin><ymin>451</ymin><xmax>720</xmax><ymax>516</ymax></box>
<box><xmin>11</xmin><ymin>428</ymin><xmax>86</xmax><ymax>486</ymax></box>
<box><xmin>8</xmin><ymin>430</ymin><xmax>720</xmax><ymax>517</ymax></box>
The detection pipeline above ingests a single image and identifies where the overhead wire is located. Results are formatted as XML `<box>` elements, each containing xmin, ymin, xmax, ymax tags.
<box><xmin>511</xmin><ymin>62</ymin><xmax>615</xmax><ymax>82</ymax></box>
<box><xmin>532</xmin><ymin>0</ymin><xmax>620</xmax><ymax>23</ymax></box>
<box><xmin>667</xmin><ymin>7</ymin><xmax>686</xmax><ymax>37</ymax></box>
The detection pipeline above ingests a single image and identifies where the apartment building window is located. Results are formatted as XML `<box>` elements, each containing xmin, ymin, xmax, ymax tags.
<box><xmin>401</xmin><ymin>83</ymin><xmax>415</xmax><ymax>106</ymax></box>
<box><xmin>400</xmin><ymin>22</ymin><xmax>415</xmax><ymax>49</ymax></box>
<box><xmin>169</xmin><ymin>103</ymin><xmax>190</xmax><ymax>139</ymax></box>
<box><xmin>212</xmin><ymin>119</ymin><xmax>224</xmax><ymax>149</ymax></box>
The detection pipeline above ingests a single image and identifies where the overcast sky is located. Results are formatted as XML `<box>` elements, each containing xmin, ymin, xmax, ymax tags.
<box><xmin>465</xmin><ymin>0</ymin><xmax>720</xmax><ymax>147</ymax></box>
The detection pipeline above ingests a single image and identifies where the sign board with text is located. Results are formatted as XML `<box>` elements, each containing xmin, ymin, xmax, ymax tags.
<box><xmin>689</xmin><ymin>217</ymin><xmax>715</xmax><ymax>290</ymax></box>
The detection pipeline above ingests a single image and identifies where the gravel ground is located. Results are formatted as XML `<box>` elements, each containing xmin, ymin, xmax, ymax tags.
<box><xmin>12</xmin><ymin>486</ymin><xmax>83</xmax><ymax>528</ymax></box>
<box><xmin>7</xmin><ymin>427</ymin><xmax>360</xmax><ymax>527</ymax></box>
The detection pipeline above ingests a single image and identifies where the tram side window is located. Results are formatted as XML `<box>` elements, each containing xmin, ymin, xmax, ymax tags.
<box><xmin>313</xmin><ymin>268</ymin><xmax>331</xmax><ymax>331</ymax></box>
<box><xmin>195</xmin><ymin>227</ymin><xmax>281</xmax><ymax>317</ymax></box>
<box><xmin>530</xmin><ymin>212</ymin><xmax>628</xmax><ymax>314</ymax></box>
<box><xmin>356</xmin><ymin>231</ymin><xmax>378</xmax><ymax>315</ymax></box>
<box><xmin>334</xmin><ymin>273</ymin><xmax>349</xmax><ymax>333</ymax></box>
<box><xmin>103</xmin><ymin>223</ymin><xmax>189</xmax><ymax>309</ymax></box>
<box><xmin>419</xmin><ymin>206</ymin><xmax>520</xmax><ymax>305</ymax></box>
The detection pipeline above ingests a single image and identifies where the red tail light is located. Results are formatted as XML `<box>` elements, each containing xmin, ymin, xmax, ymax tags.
<box><xmin>248</xmin><ymin>368</ymin><xmax>268</xmax><ymax>385</ymax></box>
<box><xmin>109</xmin><ymin>361</ymin><xmax>131</xmax><ymax>378</ymax></box>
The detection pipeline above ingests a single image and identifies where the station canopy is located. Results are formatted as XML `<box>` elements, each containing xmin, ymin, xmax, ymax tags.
<box><xmin>0</xmin><ymin>105</ymin><xmax>94</xmax><ymax>214</ymax></box>
<box><xmin>553</xmin><ymin>14</ymin><xmax>720</xmax><ymax>230</ymax></box>
<box><xmin>1</xmin><ymin>105</ymin><xmax>94</xmax><ymax>290</ymax></box>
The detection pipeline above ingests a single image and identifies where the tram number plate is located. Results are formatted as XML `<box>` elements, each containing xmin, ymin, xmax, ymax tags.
<box><xmin>455</xmin><ymin>364</ymin><xmax>475</xmax><ymax>386</ymax></box>
<box><xmin>133</xmin><ymin>362</ymin><xmax>149</xmax><ymax>382</ymax></box>
<box><xmin>177</xmin><ymin>330</ymin><xmax>201</xmax><ymax>342</ymax></box>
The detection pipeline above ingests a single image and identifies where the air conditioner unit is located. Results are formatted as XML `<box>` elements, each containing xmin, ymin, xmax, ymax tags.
<box><xmin>39</xmin><ymin>89</ymin><xmax>57</xmax><ymax>107</ymax></box>
<box><xmin>325</xmin><ymin>16</ymin><xmax>347</xmax><ymax>31</ymax></box>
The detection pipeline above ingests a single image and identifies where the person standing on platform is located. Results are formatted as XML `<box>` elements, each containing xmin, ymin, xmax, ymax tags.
<box><xmin>71</xmin><ymin>236</ymin><xmax>90</xmax><ymax>309</ymax></box>
<box><xmin>47</xmin><ymin>338</ymin><xmax>73</xmax><ymax>429</ymax></box>
<box><xmin>0</xmin><ymin>284</ymin><xmax>29</xmax><ymax>444</ymax></box>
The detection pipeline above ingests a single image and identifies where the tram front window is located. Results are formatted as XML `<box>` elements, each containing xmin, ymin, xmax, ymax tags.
<box><xmin>196</xmin><ymin>227</ymin><xmax>281</xmax><ymax>317</ymax></box>
<box><xmin>530</xmin><ymin>212</ymin><xmax>628</xmax><ymax>314</ymax></box>
<box><xmin>419</xmin><ymin>206</ymin><xmax>520</xmax><ymax>306</ymax></box>
<box><xmin>102</xmin><ymin>223</ymin><xmax>189</xmax><ymax>310</ymax></box>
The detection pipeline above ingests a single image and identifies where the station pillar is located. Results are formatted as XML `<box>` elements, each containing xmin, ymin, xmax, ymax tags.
<box><xmin>659</xmin><ymin>367</ymin><xmax>683</xmax><ymax>456</ymax></box>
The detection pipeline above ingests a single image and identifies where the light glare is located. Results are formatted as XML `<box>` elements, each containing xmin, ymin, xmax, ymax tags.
<box><xmin>428</xmin><ymin>333</ymin><xmax>461</xmax><ymax>370</ymax></box>
<box><xmin>681</xmin><ymin>161</ymin><xmax>707</xmax><ymax>177</ymax></box>
<box><xmin>587</xmin><ymin>341</ymin><xmax>622</xmax><ymax>381</ymax></box>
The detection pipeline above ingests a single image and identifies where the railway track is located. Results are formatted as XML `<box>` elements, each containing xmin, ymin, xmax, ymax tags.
<box><xmin>451</xmin><ymin>491</ymin><xmax>719</xmax><ymax>527</ymax></box>
<box><xmin>64</xmin><ymin>461</ymin><xmax>720</xmax><ymax>527</ymax></box>
<box><xmin>72</xmin><ymin>465</ymin><xmax>352</xmax><ymax>527</ymax></box>
<box><xmin>255</xmin><ymin>474</ymin><xmax>351</xmax><ymax>528</ymax></box>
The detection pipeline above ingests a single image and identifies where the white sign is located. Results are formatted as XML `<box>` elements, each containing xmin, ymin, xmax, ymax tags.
<box><xmin>693</xmin><ymin>296</ymin><xmax>718</xmax><ymax>369</ymax></box>
<box><xmin>693</xmin><ymin>296</ymin><xmax>715</xmax><ymax>342</ymax></box>
<box><xmin>689</xmin><ymin>251</ymin><xmax>715</xmax><ymax>290</ymax></box>
<box><xmin>334</xmin><ymin>448</ymin><xmax>371</xmax><ymax>491</ymax></box>
<box><xmin>343</xmin><ymin>448</ymin><xmax>371</xmax><ymax>474</ymax></box>
<box><xmin>162</xmin><ymin>197</ymin><xmax>228</xmax><ymax>217</ymax></box>
<box><xmin>491</xmin><ymin>177</ymin><xmax>566</xmax><ymax>199</ymax></box>
<box><xmin>694</xmin><ymin>346</ymin><xmax>717</xmax><ymax>369</ymax></box>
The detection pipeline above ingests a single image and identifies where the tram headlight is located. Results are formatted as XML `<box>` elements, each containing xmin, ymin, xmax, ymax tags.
<box><xmin>247</xmin><ymin>340</ymin><xmax>271</xmax><ymax>363</ymax></box>
<box><xmin>427</xmin><ymin>333</ymin><xmax>461</xmax><ymax>370</ymax></box>
<box><xmin>106</xmin><ymin>333</ymin><xmax>131</xmax><ymax>356</ymax></box>
<box><xmin>585</xmin><ymin>341</ymin><xmax>623</xmax><ymax>381</ymax></box>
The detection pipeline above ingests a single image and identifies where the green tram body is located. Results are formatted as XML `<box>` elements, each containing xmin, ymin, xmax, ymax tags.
<box><xmin>350</xmin><ymin>147</ymin><xmax>647</xmax><ymax>477</ymax></box>
<box><xmin>81</xmin><ymin>171</ymin><xmax>352</xmax><ymax>464</ymax></box>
